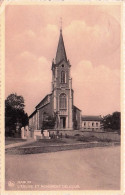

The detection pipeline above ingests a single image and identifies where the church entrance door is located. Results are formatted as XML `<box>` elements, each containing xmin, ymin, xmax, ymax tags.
<box><xmin>60</xmin><ymin>117</ymin><xmax>66</xmax><ymax>129</ymax></box>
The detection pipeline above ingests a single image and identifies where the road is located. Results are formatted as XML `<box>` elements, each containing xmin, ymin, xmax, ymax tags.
<box><xmin>5</xmin><ymin>146</ymin><xmax>120</xmax><ymax>190</ymax></box>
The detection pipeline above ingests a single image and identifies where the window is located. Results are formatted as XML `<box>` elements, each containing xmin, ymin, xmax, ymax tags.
<box><xmin>62</xmin><ymin>64</ymin><xmax>64</xmax><ymax>68</ymax></box>
<box><xmin>96</xmin><ymin>122</ymin><xmax>98</xmax><ymax>127</ymax></box>
<box><xmin>59</xmin><ymin>93</ymin><xmax>67</xmax><ymax>109</ymax></box>
<box><xmin>61</xmin><ymin>71</ymin><xmax>66</xmax><ymax>83</ymax></box>
<box><xmin>92</xmin><ymin>122</ymin><xmax>94</xmax><ymax>126</ymax></box>
<box><xmin>84</xmin><ymin>122</ymin><xmax>86</xmax><ymax>126</ymax></box>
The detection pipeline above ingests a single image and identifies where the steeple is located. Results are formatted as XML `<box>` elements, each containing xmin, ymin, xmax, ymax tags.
<box><xmin>55</xmin><ymin>28</ymin><xmax>67</xmax><ymax>64</ymax></box>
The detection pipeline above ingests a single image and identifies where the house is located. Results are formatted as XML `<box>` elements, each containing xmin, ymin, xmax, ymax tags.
<box><xmin>82</xmin><ymin>115</ymin><xmax>103</xmax><ymax>131</ymax></box>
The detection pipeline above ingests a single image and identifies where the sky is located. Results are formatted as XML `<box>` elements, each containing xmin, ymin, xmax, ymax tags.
<box><xmin>5</xmin><ymin>4</ymin><xmax>121</xmax><ymax>116</ymax></box>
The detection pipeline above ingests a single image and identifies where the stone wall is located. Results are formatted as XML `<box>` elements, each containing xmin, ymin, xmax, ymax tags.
<box><xmin>49</xmin><ymin>129</ymin><xmax>81</xmax><ymax>136</ymax></box>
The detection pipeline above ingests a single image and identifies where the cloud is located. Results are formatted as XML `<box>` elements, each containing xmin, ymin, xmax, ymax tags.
<box><xmin>97</xmin><ymin>5</ymin><xmax>121</xmax><ymax>22</ymax></box>
<box><xmin>64</xmin><ymin>17</ymin><xmax>120</xmax><ymax>68</ymax></box>
<box><xmin>6</xmin><ymin>55</ymin><xmax>120</xmax><ymax>115</ymax></box>
<box><xmin>6</xmin><ymin>51</ymin><xmax>52</xmax><ymax>114</ymax></box>
<box><xmin>72</xmin><ymin>60</ymin><xmax>120</xmax><ymax>115</ymax></box>
<box><xmin>5</xmin><ymin>5</ymin><xmax>121</xmax><ymax>115</ymax></box>
<box><xmin>6</xmin><ymin>6</ymin><xmax>121</xmax><ymax>69</ymax></box>
<box><xmin>6</xmin><ymin>50</ymin><xmax>51</xmax><ymax>81</ymax></box>
<box><xmin>6</xmin><ymin>24</ymin><xmax>58</xmax><ymax>62</ymax></box>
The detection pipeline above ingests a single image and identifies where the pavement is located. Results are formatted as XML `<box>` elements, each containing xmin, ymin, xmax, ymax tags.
<box><xmin>5</xmin><ymin>146</ymin><xmax>120</xmax><ymax>190</ymax></box>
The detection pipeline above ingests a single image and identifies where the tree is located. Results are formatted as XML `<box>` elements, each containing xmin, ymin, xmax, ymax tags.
<box><xmin>112</xmin><ymin>112</ymin><xmax>121</xmax><ymax>130</ymax></box>
<box><xmin>22</xmin><ymin>113</ymin><xmax>29</xmax><ymax>127</ymax></box>
<box><xmin>102</xmin><ymin>111</ymin><xmax>121</xmax><ymax>134</ymax></box>
<box><xmin>5</xmin><ymin>93</ymin><xmax>29</xmax><ymax>137</ymax></box>
<box><xmin>5</xmin><ymin>93</ymin><xmax>25</xmax><ymax>111</ymax></box>
<box><xmin>42</xmin><ymin>115</ymin><xmax>56</xmax><ymax>130</ymax></box>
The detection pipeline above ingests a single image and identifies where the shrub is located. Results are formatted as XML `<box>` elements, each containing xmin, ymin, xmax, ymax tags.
<box><xmin>65</xmin><ymin>133</ymin><xmax>69</xmax><ymax>138</ymax></box>
<box><xmin>74</xmin><ymin>134</ymin><xmax>80</xmax><ymax>136</ymax></box>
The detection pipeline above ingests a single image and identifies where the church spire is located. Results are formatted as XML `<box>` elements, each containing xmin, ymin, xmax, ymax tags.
<box><xmin>55</xmin><ymin>24</ymin><xmax>67</xmax><ymax>64</ymax></box>
<box><xmin>60</xmin><ymin>17</ymin><xmax>62</xmax><ymax>33</ymax></box>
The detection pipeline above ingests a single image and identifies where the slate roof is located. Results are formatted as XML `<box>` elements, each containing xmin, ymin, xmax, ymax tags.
<box><xmin>29</xmin><ymin>94</ymin><xmax>52</xmax><ymax>118</ymax></box>
<box><xmin>55</xmin><ymin>29</ymin><xmax>67</xmax><ymax>64</ymax></box>
<box><xmin>35</xmin><ymin>93</ymin><xmax>52</xmax><ymax>109</ymax></box>
<box><xmin>82</xmin><ymin>115</ymin><xmax>102</xmax><ymax>121</ymax></box>
<box><xmin>73</xmin><ymin>105</ymin><xmax>81</xmax><ymax>111</ymax></box>
<box><xmin>29</xmin><ymin>110</ymin><xmax>37</xmax><ymax>118</ymax></box>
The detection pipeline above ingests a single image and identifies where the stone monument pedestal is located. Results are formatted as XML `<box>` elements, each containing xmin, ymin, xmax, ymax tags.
<box><xmin>43</xmin><ymin>130</ymin><xmax>50</xmax><ymax>139</ymax></box>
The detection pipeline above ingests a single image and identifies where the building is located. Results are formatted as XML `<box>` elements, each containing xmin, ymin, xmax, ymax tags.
<box><xmin>81</xmin><ymin>115</ymin><xmax>103</xmax><ymax>131</ymax></box>
<box><xmin>29</xmin><ymin>28</ymin><xmax>81</xmax><ymax>131</ymax></box>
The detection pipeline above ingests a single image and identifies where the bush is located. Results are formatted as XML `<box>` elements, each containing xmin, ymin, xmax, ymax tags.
<box><xmin>74</xmin><ymin>134</ymin><xmax>80</xmax><ymax>136</ymax></box>
<box><xmin>65</xmin><ymin>133</ymin><xmax>69</xmax><ymax>138</ymax></box>
<box><xmin>77</xmin><ymin>135</ymin><xmax>113</xmax><ymax>143</ymax></box>
<box><xmin>77</xmin><ymin>136</ymin><xmax>89</xmax><ymax>142</ymax></box>
<box><xmin>42</xmin><ymin>115</ymin><xmax>56</xmax><ymax>130</ymax></box>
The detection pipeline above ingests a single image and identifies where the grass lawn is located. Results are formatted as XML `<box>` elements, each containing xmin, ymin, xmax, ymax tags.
<box><xmin>5</xmin><ymin>136</ymin><xmax>120</xmax><ymax>155</ymax></box>
<box><xmin>5</xmin><ymin>133</ymin><xmax>120</xmax><ymax>155</ymax></box>
<box><xmin>24</xmin><ymin>137</ymin><xmax>83</xmax><ymax>147</ymax></box>
<box><xmin>5</xmin><ymin>137</ymin><xmax>26</xmax><ymax>145</ymax></box>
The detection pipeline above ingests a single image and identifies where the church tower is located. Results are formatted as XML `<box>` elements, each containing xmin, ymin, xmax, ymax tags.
<box><xmin>29</xmin><ymin>26</ymin><xmax>81</xmax><ymax>131</ymax></box>
<box><xmin>51</xmin><ymin>29</ymin><xmax>73</xmax><ymax>130</ymax></box>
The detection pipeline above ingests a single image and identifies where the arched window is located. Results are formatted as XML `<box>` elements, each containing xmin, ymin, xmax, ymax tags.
<box><xmin>59</xmin><ymin>93</ymin><xmax>67</xmax><ymax>109</ymax></box>
<box><xmin>61</xmin><ymin>71</ymin><xmax>66</xmax><ymax>83</ymax></box>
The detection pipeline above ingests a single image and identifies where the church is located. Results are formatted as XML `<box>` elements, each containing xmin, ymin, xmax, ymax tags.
<box><xmin>29</xmin><ymin>28</ymin><xmax>82</xmax><ymax>131</ymax></box>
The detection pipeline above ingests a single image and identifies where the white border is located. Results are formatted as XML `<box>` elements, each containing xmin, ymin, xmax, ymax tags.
<box><xmin>0</xmin><ymin>0</ymin><xmax>124</xmax><ymax>195</ymax></box>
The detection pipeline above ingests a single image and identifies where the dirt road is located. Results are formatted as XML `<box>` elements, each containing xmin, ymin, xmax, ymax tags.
<box><xmin>5</xmin><ymin>146</ymin><xmax>120</xmax><ymax>190</ymax></box>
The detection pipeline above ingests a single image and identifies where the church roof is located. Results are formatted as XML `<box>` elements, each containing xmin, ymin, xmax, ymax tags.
<box><xmin>35</xmin><ymin>93</ymin><xmax>52</xmax><ymax>109</ymax></box>
<box><xmin>29</xmin><ymin>110</ymin><xmax>37</xmax><ymax>118</ymax></box>
<box><xmin>55</xmin><ymin>29</ymin><xmax>67</xmax><ymax>64</ymax></box>
<box><xmin>29</xmin><ymin>94</ymin><xmax>52</xmax><ymax>118</ymax></box>
<box><xmin>73</xmin><ymin>105</ymin><xmax>81</xmax><ymax>111</ymax></box>
<box><xmin>82</xmin><ymin>115</ymin><xmax>102</xmax><ymax>121</ymax></box>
